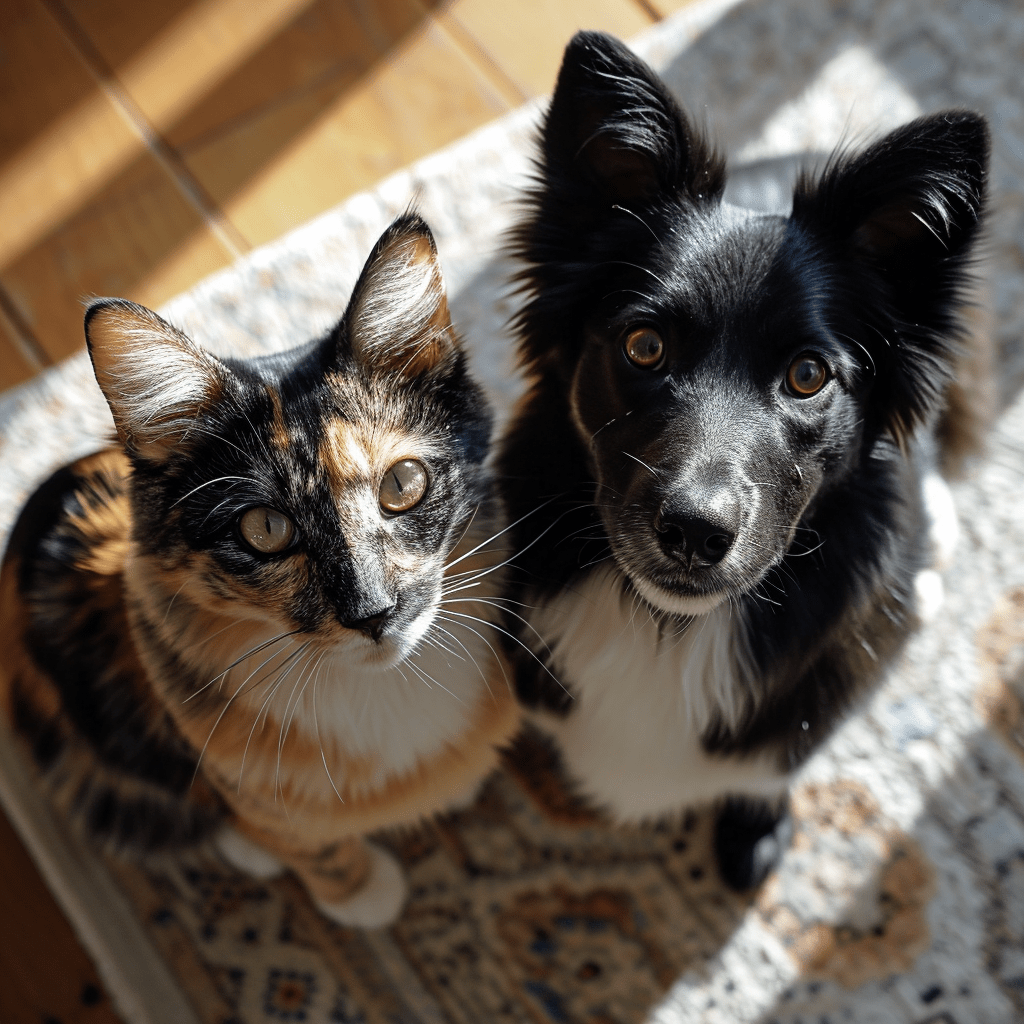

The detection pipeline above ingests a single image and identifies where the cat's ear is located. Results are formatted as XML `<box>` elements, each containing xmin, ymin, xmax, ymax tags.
<box><xmin>85</xmin><ymin>298</ymin><xmax>229</xmax><ymax>459</ymax></box>
<box><xmin>793</xmin><ymin>111</ymin><xmax>989</xmax><ymax>441</ymax></box>
<box><xmin>344</xmin><ymin>214</ymin><xmax>457</xmax><ymax>377</ymax></box>
<box><xmin>542</xmin><ymin>31</ymin><xmax>725</xmax><ymax>207</ymax></box>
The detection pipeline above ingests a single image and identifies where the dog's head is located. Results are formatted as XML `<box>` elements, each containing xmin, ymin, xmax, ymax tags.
<box><xmin>512</xmin><ymin>32</ymin><xmax>989</xmax><ymax>616</ymax></box>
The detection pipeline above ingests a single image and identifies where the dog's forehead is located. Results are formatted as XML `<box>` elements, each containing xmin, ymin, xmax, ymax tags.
<box><xmin>656</xmin><ymin>207</ymin><xmax>825</xmax><ymax>334</ymax></box>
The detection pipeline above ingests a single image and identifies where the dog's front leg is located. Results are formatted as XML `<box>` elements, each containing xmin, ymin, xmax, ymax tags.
<box><xmin>713</xmin><ymin>794</ymin><xmax>794</xmax><ymax>891</ymax></box>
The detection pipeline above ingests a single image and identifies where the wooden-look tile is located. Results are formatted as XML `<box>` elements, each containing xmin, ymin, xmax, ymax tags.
<box><xmin>68</xmin><ymin>0</ymin><xmax>443</xmax><ymax>149</ymax></box>
<box><xmin>1</xmin><ymin>152</ymin><xmax>236</xmax><ymax>364</ymax></box>
<box><xmin>184</xmin><ymin>19</ymin><xmax>512</xmax><ymax>247</ymax></box>
<box><xmin>0</xmin><ymin>809</ymin><xmax>122</xmax><ymax>1024</ymax></box>
<box><xmin>0</xmin><ymin>0</ymin><xmax>146</xmax><ymax>278</ymax></box>
<box><xmin>440</xmin><ymin>0</ymin><xmax>656</xmax><ymax>100</ymax></box>
<box><xmin>645</xmin><ymin>0</ymin><xmax>700</xmax><ymax>18</ymax></box>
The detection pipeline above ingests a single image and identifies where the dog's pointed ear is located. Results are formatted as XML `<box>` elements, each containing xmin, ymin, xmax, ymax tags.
<box><xmin>342</xmin><ymin>213</ymin><xmax>457</xmax><ymax>378</ymax></box>
<box><xmin>542</xmin><ymin>31</ymin><xmax>724</xmax><ymax>206</ymax></box>
<box><xmin>794</xmin><ymin>112</ymin><xmax>988</xmax><ymax>269</ymax></box>
<box><xmin>86</xmin><ymin>299</ymin><xmax>231</xmax><ymax>460</ymax></box>
<box><xmin>794</xmin><ymin>111</ymin><xmax>989</xmax><ymax>442</ymax></box>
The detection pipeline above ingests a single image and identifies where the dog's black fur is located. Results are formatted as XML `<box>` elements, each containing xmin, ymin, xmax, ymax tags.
<box><xmin>498</xmin><ymin>32</ymin><xmax>989</xmax><ymax>889</ymax></box>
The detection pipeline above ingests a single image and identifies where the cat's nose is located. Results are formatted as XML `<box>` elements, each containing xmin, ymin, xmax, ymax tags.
<box><xmin>345</xmin><ymin>604</ymin><xmax>396</xmax><ymax>642</ymax></box>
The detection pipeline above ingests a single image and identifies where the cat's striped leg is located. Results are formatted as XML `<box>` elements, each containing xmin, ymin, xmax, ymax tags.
<box><xmin>228</xmin><ymin>822</ymin><xmax>407</xmax><ymax>928</ymax></box>
<box><xmin>298</xmin><ymin>839</ymin><xmax>406</xmax><ymax>930</ymax></box>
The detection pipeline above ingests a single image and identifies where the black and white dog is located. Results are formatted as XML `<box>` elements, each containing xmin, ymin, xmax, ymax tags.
<box><xmin>497</xmin><ymin>32</ymin><xmax>989</xmax><ymax>888</ymax></box>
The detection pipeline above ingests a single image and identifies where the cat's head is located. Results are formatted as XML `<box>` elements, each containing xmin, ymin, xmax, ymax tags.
<box><xmin>86</xmin><ymin>214</ymin><xmax>495</xmax><ymax>669</ymax></box>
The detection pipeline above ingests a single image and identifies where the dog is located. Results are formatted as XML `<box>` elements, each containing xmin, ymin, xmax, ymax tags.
<box><xmin>497</xmin><ymin>31</ymin><xmax>989</xmax><ymax>889</ymax></box>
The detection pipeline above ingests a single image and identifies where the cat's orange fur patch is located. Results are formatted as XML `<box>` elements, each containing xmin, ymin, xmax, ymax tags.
<box><xmin>161</xmin><ymin>640</ymin><xmax>516</xmax><ymax>846</ymax></box>
<box><xmin>266</xmin><ymin>386</ymin><xmax>291</xmax><ymax>451</ymax></box>
<box><xmin>319</xmin><ymin>415</ymin><xmax>439</xmax><ymax>499</ymax></box>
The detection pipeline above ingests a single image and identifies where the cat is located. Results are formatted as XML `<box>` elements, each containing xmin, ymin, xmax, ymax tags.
<box><xmin>0</xmin><ymin>213</ymin><xmax>519</xmax><ymax>928</ymax></box>
<box><xmin>497</xmin><ymin>31</ymin><xmax>989</xmax><ymax>888</ymax></box>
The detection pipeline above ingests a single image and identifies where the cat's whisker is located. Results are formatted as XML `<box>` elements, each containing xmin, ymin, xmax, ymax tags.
<box><xmin>171</xmin><ymin>475</ymin><xmax>256</xmax><ymax>508</ymax></box>
<box><xmin>182</xmin><ymin>425</ymin><xmax>251</xmax><ymax>460</ymax></box>
<box><xmin>234</xmin><ymin>641</ymin><xmax>312</xmax><ymax>793</ymax></box>
<box><xmin>311</xmin><ymin>657</ymin><xmax>344</xmax><ymax>804</ymax></box>
<box><xmin>419</xmin><ymin>629</ymin><xmax>462</xmax><ymax>661</ymax></box>
<box><xmin>203</xmin><ymin>495</ymin><xmax>248</xmax><ymax>527</ymax></box>
<box><xmin>189</xmin><ymin>618</ymin><xmax>248</xmax><ymax>651</ymax></box>
<box><xmin>449</xmin><ymin>503</ymin><xmax>482</xmax><ymax>554</ymax></box>
<box><xmin>440</xmin><ymin>594</ymin><xmax>554</xmax><ymax>657</ymax></box>
<box><xmin>577</xmin><ymin>551</ymin><xmax>614</xmax><ymax>571</ymax></box>
<box><xmin>404</xmin><ymin>658</ymin><xmax>433</xmax><ymax>690</ymax></box>
<box><xmin>443</xmin><ymin>496</ymin><xmax>559</xmax><ymax>571</ymax></box>
<box><xmin>192</xmin><ymin>637</ymin><xmax>303</xmax><ymax>789</ymax></box>
<box><xmin>161</xmin><ymin>580</ymin><xmax>189</xmax><ymax>626</ymax></box>
<box><xmin>237</xmin><ymin>408</ymin><xmax>277</xmax><ymax>465</ymax></box>
<box><xmin>184</xmin><ymin>629</ymin><xmax>302</xmax><ymax>703</ymax></box>
<box><xmin>425</xmin><ymin>619</ymin><xmax>492</xmax><ymax>692</ymax></box>
<box><xmin>440</xmin><ymin>593</ymin><xmax>535</xmax><ymax>611</ymax></box>
<box><xmin>439</xmin><ymin>608</ymin><xmax>568</xmax><ymax>698</ymax></box>
<box><xmin>433</xmin><ymin>612</ymin><xmax>505</xmax><ymax>697</ymax></box>
<box><xmin>407</xmin><ymin>658</ymin><xmax>463</xmax><ymax>703</ymax></box>
<box><xmin>275</xmin><ymin>645</ymin><xmax>321</xmax><ymax>807</ymax></box>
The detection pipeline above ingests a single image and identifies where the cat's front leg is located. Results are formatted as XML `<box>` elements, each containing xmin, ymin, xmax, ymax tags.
<box><xmin>300</xmin><ymin>839</ymin><xmax>407</xmax><ymax>929</ymax></box>
<box><xmin>227</xmin><ymin>822</ymin><xmax>407</xmax><ymax>928</ymax></box>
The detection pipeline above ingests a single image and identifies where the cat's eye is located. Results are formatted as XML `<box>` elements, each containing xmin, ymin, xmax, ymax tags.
<box><xmin>786</xmin><ymin>354</ymin><xmax>829</xmax><ymax>396</ymax></box>
<box><xmin>379</xmin><ymin>459</ymin><xmax>429</xmax><ymax>513</ymax></box>
<box><xmin>239</xmin><ymin>507</ymin><xmax>296</xmax><ymax>553</ymax></box>
<box><xmin>624</xmin><ymin>327</ymin><xmax>664</xmax><ymax>368</ymax></box>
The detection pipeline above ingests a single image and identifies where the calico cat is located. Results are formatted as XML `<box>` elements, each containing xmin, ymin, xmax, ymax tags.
<box><xmin>0</xmin><ymin>214</ymin><xmax>519</xmax><ymax>928</ymax></box>
<box><xmin>498</xmin><ymin>32</ymin><xmax>988</xmax><ymax>888</ymax></box>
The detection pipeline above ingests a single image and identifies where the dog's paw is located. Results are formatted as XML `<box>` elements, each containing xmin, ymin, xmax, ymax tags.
<box><xmin>214</xmin><ymin>826</ymin><xmax>286</xmax><ymax>879</ymax></box>
<box><xmin>713</xmin><ymin>796</ymin><xmax>792</xmax><ymax>891</ymax></box>
<box><xmin>914</xmin><ymin>568</ymin><xmax>946</xmax><ymax>622</ymax></box>
<box><xmin>314</xmin><ymin>843</ymin><xmax>407</xmax><ymax>929</ymax></box>
<box><xmin>921</xmin><ymin>470</ymin><xmax>959</xmax><ymax>569</ymax></box>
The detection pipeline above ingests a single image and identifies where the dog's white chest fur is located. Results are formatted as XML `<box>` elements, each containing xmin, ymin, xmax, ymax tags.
<box><xmin>530</xmin><ymin>566</ymin><xmax>785</xmax><ymax>820</ymax></box>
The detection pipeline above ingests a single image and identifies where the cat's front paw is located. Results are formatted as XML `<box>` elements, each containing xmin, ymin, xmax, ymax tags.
<box><xmin>713</xmin><ymin>795</ymin><xmax>792</xmax><ymax>891</ymax></box>
<box><xmin>314</xmin><ymin>842</ymin><xmax>407</xmax><ymax>929</ymax></box>
<box><xmin>214</xmin><ymin>825</ymin><xmax>287</xmax><ymax>879</ymax></box>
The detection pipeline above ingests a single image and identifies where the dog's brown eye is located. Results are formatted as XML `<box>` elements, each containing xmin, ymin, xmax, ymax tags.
<box><xmin>380</xmin><ymin>459</ymin><xmax>428</xmax><ymax>512</ymax></box>
<box><xmin>239</xmin><ymin>507</ymin><xmax>295</xmax><ymax>553</ymax></box>
<box><xmin>624</xmin><ymin>328</ymin><xmax>664</xmax><ymax>368</ymax></box>
<box><xmin>787</xmin><ymin>355</ymin><xmax>828</xmax><ymax>396</ymax></box>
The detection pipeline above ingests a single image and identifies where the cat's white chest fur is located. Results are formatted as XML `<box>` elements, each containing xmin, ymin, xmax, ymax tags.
<box><xmin>289</xmin><ymin>622</ymin><xmax>494</xmax><ymax>787</ymax></box>
<box><xmin>529</xmin><ymin>566</ymin><xmax>785</xmax><ymax>821</ymax></box>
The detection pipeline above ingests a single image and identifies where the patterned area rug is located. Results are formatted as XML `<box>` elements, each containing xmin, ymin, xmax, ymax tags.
<box><xmin>1</xmin><ymin>0</ymin><xmax>1023</xmax><ymax>1022</ymax></box>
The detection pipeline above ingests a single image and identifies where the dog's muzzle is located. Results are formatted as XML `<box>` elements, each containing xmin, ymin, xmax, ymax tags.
<box><xmin>654</xmin><ymin>484</ymin><xmax>742</xmax><ymax>569</ymax></box>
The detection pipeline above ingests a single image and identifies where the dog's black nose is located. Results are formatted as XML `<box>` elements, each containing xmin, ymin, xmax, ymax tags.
<box><xmin>655</xmin><ymin>497</ymin><xmax>738</xmax><ymax>566</ymax></box>
<box><xmin>344</xmin><ymin>604</ymin><xmax>396</xmax><ymax>642</ymax></box>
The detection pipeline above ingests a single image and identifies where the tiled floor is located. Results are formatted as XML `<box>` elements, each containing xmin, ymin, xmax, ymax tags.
<box><xmin>0</xmin><ymin>0</ymin><xmax>691</xmax><ymax>393</ymax></box>
<box><xmin>0</xmin><ymin>1</ymin><xmax>692</xmax><ymax>1021</ymax></box>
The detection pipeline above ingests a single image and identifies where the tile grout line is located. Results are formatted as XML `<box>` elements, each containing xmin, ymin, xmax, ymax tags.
<box><xmin>425</xmin><ymin>4</ymin><xmax>532</xmax><ymax>109</ymax></box>
<box><xmin>632</xmin><ymin>0</ymin><xmax>665</xmax><ymax>23</ymax></box>
<box><xmin>0</xmin><ymin>284</ymin><xmax>49</xmax><ymax>373</ymax></box>
<box><xmin>40</xmin><ymin>0</ymin><xmax>252</xmax><ymax>261</ymax></box>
